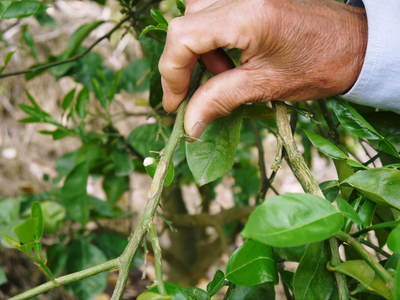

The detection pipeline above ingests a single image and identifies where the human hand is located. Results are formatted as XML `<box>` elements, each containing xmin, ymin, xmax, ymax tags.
<box><xmin>159</xmin><ymin>0</ymin><xmax>367</xmax><ymax>138</ymax></box>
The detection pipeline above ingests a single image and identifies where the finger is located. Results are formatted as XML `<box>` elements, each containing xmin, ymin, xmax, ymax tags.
<box><xmin>200</xmin><ymin>48</ymin><xmax>235</xmax><ymax>75</ymax></box>
<box><xmin>184</xmin><ymin>67</ymin><xmax>266</xmax><ymax>138</ymax></box>
<box><xmin>159</xmin><ymin>5</ymin><xmax>252</xmax><ymax>112</ymax></box>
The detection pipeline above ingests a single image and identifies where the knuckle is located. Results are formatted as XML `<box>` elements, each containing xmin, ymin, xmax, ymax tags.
<box><xmin>168</xmin><ymin>17</ymin><xmax>186</xmax><ymax>39</ymax></box>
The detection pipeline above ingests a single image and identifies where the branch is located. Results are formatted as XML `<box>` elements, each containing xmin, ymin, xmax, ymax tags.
<box><xmin>149</xmin><ymin>224</ymin><xmax>166</xmax><ymax>295</ymax></box>
<box><xmin>110</xmin><ymin>66</ymin><xmax>204</xmax><ymax>300</ymax></box>
<box><xmin>352</xmin><ymin>220</ymin><xmax>400</xmax><ymax>238</ymax></box>
<box><xmin>0</xmin><ymin>16</ymin><xmax>130</xmax><ymax>79</ymax></box>
<box><xmin>274</xmin><ymin>102</ymin><xmax>349</xmax><ymax>300</ymax></box>
<box><xmin>335</xmin><ymin>231</ymin><xmax>393</xmax><ymax>285</ymax></box>
<box><xmin>9</xmin><ymin>259</ymin><xmax>119</xmax><ymax>300</ymax></box>
<box><xmin>166</xmin><ymin>206</ymin><xmax>255</xmax><ymax>228</ymax></box>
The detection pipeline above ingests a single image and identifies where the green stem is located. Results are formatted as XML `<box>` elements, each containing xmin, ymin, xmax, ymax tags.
<box><xmin>111</xmin><ymin>66</ymin><xmax>204</xmax><ymax>300</ymax></box>
<box><xmin>352</xmin><ymin>220</ymin><xmax>400</xmax><ymax>238</ymax></box>
<box><xmin>274</xmin><ymin>102</ymin><xmax>349</xmax><ymax>300</ymax></box>
<box><xmin>111</xmin><ymin>101</ymin><xmax>187</xmax><ymax>300</ymax></box>
<box><xmin>9</xmin><ymin>259</ymin><xmax>119</xmax><ymax>300</ymax></box>
<box><xmin>358</xmin><ymin>239</ymin><xmax>391</xmax><ymax>258</ymax></box>
<box><xmin>336</xmin><ymin>231</ymin><xmax>393</xmax><ymax>286</ymax></box>
<box><xmin>149</xmin><ymin>223</ymin><xmax>166</xmax><ymax>295</ymax></box>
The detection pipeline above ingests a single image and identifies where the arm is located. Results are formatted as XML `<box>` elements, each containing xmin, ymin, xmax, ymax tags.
<box><xmin>343</xmin><ymin>0</ymin><xmax>400</xmax><ymax>114</ymax></box>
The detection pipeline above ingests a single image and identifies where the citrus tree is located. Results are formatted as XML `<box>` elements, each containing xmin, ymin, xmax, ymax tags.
<box><xmin>1</xmin><ymin>0</ymin><xmax>400</xmax><ymax>299</ymax></box>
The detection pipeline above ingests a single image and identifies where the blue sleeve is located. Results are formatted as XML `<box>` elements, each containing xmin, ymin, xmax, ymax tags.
<box><xmin>343</xmin><ymin>0</ymin><xmax>400</xmax><ymax>114</ymax></box>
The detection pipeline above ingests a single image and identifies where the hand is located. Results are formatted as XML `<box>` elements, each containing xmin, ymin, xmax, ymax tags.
<box><xmin>159</xmin><ymin>0</ymin><xmax>367</xmax><ymax>138</ymax></box>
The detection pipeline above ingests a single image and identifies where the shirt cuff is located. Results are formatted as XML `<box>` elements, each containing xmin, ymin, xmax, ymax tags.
<box><xmin>343</xmin><ymin>0</ymin><xmax>400</xmax><ymax>114</ymax></box>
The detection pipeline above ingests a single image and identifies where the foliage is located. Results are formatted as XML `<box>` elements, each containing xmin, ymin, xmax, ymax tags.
<box><xmin>1</xmin><ymin>0</ymin><xmax>400</xmax><ymax>300</ymax></box>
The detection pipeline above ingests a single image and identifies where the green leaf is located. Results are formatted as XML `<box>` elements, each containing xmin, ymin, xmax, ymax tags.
<box><xmin>41</xmin><ymin>201</ymin><xmax>66</xmax><ymax>233</ymax></box>
<box><xmin>88</xmin><ymin>195</ymin><xmax>126</xmax><ymax>219</ymax></box>
<box><xmin>242</xmin><ymin>193</ymin><xmax>344</xmax><ymax>247</ymax></box>
<box><xmin>128</xmin><ymin>123</ymin><xmax>167</xmax><ymax>157</ymax></box>
<box><xmin>102</xmin><ymin>174</ymin><xmax>129</xmax><ymax>203</ymax></box>
<box><xmin>207</xmin><ymin>270</ymin><xmax>225</xmax><ymax>297</ymax></box>
<box><xmin>387</xmin><ymin>225</ymin><xmax>400</xmax><ymax>253</ymax></box>
<box><xmin>31</xmin><ymin>202</ymin><xmax>44</xmax><ymax>240</ymax></box>
<box><xmin>176</xmin><ymin>0</ymin><xmax>185</xmax><ymax>15</ymax></box>
<box><xmin>21</xmin><ymin>24</ymin><xmax>37</xmax><ymax>59</ymax></box>
<box><xmin>137</xmin><ymin>292</ymin><xmax>170</xmax><ymax>300</ymax></box>
<box><xmin>0</xmin><ymin>268</ymin><xmax>7</xmax><ymax>286</ymax></box>
<box><xmin>226</xmin><ymin>240</ymin><xmax>277</xmax><ymax>286</ymax></box>
<box><xmin>0</xmin><ymin>51</ymin><xmax>15</xmax><ymax>73</ymax></box>
<box><xmin>331</xmin><ymin>100</ymin><xmax>380</xmax><ymax>140</ymax></box>
<box><xmin>66</xmin><ymin>239</ymin><xmax>108</xmax><ymax>300</ymax></box>
<box><xmin>0</xmin><ymin>197</ymin><xmax>21</xmax><ymax>237</ymax></box>
<box><xmin>63</xmin><ymin>21</ymin><xmax>104</xmax><ymax>58</ymax></box>
<box><xmin>120</xmin><ymin>58</ymin><xmax>151</xmax><ymax>93</ymax></box>
<box><xmin>304</xmin><ymin>130</ymin><xmax>348</xmax><ymax>160</ymax></box>
<box><xmin>343</xmin><ymin>168</ymin><xmax>400</xmax><ymax>209</ymax></box>
<box><xmin>1</xmin><ymin>1</ymin><xmax>47</xmax><ymax>19</ymax></box>
<box><xmin>226</xmin><ymin>283</ymin><xmax>275</xmax><ymax>300</ymax></box>
<box><xmin>75</xmin><ymin>86</ymin><xmax>89</xmax><ymax>119</ymax></box>
<box><xmin>293</xmin><ymin>242</ymin><xmax>336</xmax><ymax>300</ymax></box>
<box><xmin>112</xmin><ymin>150</ymin><xmax>134</xmax><ymax>176</ymax></box>
<box><xmin>186</xmin><ymin>114</ymin><xmax>242</xmax><ymax>186</ymax></box>
<box><xmin>150</xmin><ymin>9</ymin><xmax>168</xmax><ymax>26</ymax></box>
<box><xmin>332</xmin><ymin>260</ymin><xmax>392</xmax><ymax>299</ymax></box>
<box><xmin>336</xmin><ymin>197</ymin><xmax>363</xmax><ymax>225</ymax></box>
<box><xmin>61</xmin><ymin>162</ymin><xmax>89</xmax><ymax>224</ymax></box>
<box><xmin>62</xmin><ymin>88</ymin><xmax>76</xmax><ymax>111</ymax></box>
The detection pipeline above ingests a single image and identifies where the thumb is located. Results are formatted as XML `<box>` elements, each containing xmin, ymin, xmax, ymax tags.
<box><xmin>185</xmin><ymin>67</ymin><xmax>265</xmax><ymax>138</ymax></box>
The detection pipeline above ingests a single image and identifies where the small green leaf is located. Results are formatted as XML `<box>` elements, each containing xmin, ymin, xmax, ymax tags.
<box><xmin>332</xmin><ymin>260</ymin><xmax>392</xmax><ymax>299</ymax></box>
<box><xmin>61</xmin><ymin>162</ymin><xmax>89</xmax><ymax>225</ymax></box>
<box><xmin>226</xmin><ymin>283</ymin><xmax>275</xmax><ymax>300</ymax></box>
<box><xmin>395</xmin><ymin>260</ymin><xmax>400</xmax><ymax>300</ymax></box>
<box><xmin>62</xmin><ymin>88</ymin><xmax>76</xmax><ymax>111</ymax></box>
<box><xmin>293</xmin><ymin>242</ymin><xmax>336</xmax><ymax>300</ymax></box>
<box><xmin>112</xmin><ymin>150</ymin><xmax>134</xmax><ymax>176</ymax></box>
<box><xmin>102</xmin><ymin>174</ymin><xmax>129</xmax><ymax>203</ymax></box>
<box><xmin>186</xmin><ymin>114</ymin><xmax>242</xmax><ymax>186</ymax></box>
<box><xmin>343</xmin><ymin>168</ymin><xmax>400</xmax><ymax>210</ymax></box>
<box><xmin>176</xmin><ymin>0</ymin><xmax>185</xmax><ymax>15</ymax></box>
<box><xmin>139</xmin><ymin>24</ymin><xmax>168</xmax><ymax>39</ymax></box>
<box><xmin>331</xmin><ymin>100</ymin><xmax>381</xmax><ymax>140</ymax></box>
<box><xmin>0</xmin><ymin>51</ymin><xmax>15</xmax><ymax>73</ymax></box>
<box><xmin>31</xmin><ymin>202</ymin><xmax>44</xmax><ymax>240</ymax></box>
<box><xmin>137</xmin><ymin>292</ymin><xmax>170</xmax><ymax>300</ymax></box>
<box><xmin>14</xmin><ymin>218</ymin><xmax>36</xmax><ymax>244</ymax></box>
<box><xmin>387</xmin><ymin>225</ymin><xmax>400</xmax><ymax>253</ymax></box>
<box><xmin>242</xmin><ymin>193</ymin><xmax>344</xmax><ymax>247</ymax></box>
<box><xmin>207</xmin><ymin>270</ymin><xmax>225</xmax><ymax>297</ymax></box>
<box><xmin>128</xmin><ymin>123</ymin><xmax>167</xmax><ymax>157</ymax></box>
<box><xmin>41</xmin><ymin>201</ymin><xmax>66</xmax><ymax>233</ymax></box>
<box><xmin>75</xmin><ymin>86</ymin><xmax>89</xmax><ymax>119</ymax></box>
<box><xmin>150</xmin><ymin>9</ymin><xmax>168</xmax><ymax>26</ymax></box>
<box><xmin>1</xmin><ymin>1</ymin><xmax>47</xmax><ymax>19</ymax></box>
<box><xmin>226</xmin><ymin>240</ymin><xmax>277</xmax><ymax>286</ymax></box>
<box><xmin>22</xmin><ymin>24</ymin><xmax>37</xmax><ymax>59</ymax></box>
<box><xmin>336</xmin><ymin>197</ymin><xmax>363</xmax><ymax>225</ymax></box>
<box><xmin>304</xmin><ymin>130</ymin><xmax>348</xmax><ymax>160</ymax></box>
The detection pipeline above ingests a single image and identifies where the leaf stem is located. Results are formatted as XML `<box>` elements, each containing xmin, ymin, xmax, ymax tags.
<box><xmin>149</xmin><ymin>223</ymin><xmax>166</xmax><ymax>295</ymax></box>
<box><xmin>9</xmin><ymin>259</ymin><xmax>119</xmax><ymax>300</ymax></box>
<box><xmin>335</xmin><ymin>231</ymin><xmax>393</xmax><ymax>286</ymax></box>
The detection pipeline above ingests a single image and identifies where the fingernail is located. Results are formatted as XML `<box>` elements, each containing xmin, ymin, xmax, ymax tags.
<box><xmin>187</xmin><ymin>121</ymin><xmax>206</xmax><ymax>142</ymax></box>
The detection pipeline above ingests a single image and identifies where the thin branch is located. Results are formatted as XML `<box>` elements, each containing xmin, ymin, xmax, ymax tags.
<box><xmin>352</xmin><ymin>220</ymin><xmax>400</xmax><ymax>238</ymax></box>
<box><xmin>110</xmin><ymin>67</ymin><xmax>204</xmax><ymax>300</ymax></box>
<box><xmin>0</xmin><ymin>16</ymin><xmax>130</xmax><ymax>79</ymax></box>
<box><xmin>9</xmin><ymin>259</ymin><xmax>119</xmax><ymax>300</ymax></box>
<box><xmin>274</xmin><ymin>102</ymin><xmax>349</xmax><ymax>300</ymax></box>
<box><xmin>358</xmin><ymin>239</ymin><xmax>391</xmax><ymax>258</ymax></box>
<box><xmin>336</xmin><ymin>231</ymin><xmax>393</xmax><ymax>285</ymax></box>
<box><xmin>148</xmin><ymin>224</ymin><xmax>166</xmax><ymax>295</ymax></box>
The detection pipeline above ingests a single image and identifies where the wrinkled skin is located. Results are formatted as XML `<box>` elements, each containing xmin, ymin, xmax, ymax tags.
<box><xmin>159</xmin><ymin>0</ymin><xmax>368</xmax><ymax>137</ymax></box>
